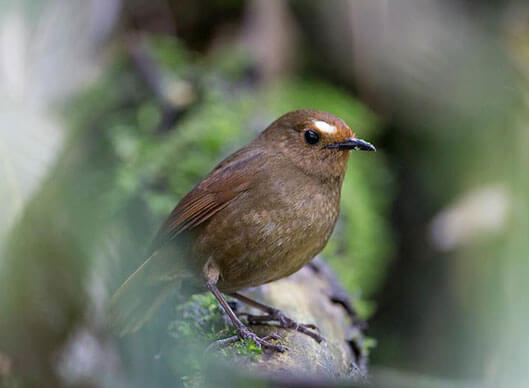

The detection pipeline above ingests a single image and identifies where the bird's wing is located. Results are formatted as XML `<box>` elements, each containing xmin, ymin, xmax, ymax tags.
<box><xmin>110</xmin><ymin>147</ymin><xmax>264</xmax><ymax>335</ymax></box>
<box><xmin>150</xmin><ymin>148</ymin><xmax>263</xmax><ymax>252</ymax></box>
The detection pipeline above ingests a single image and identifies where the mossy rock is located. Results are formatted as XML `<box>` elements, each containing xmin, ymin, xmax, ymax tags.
<box><xmin>168</xmin><ymin>259</ymin><xmax>369</xmax><ymax>385</ymax></box>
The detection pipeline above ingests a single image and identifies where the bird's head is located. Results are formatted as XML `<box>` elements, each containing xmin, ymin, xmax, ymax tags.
<box><xmin>259</xmin><ymin>110</ymin><xmax>375</xmax><ymax>182</ymax></box>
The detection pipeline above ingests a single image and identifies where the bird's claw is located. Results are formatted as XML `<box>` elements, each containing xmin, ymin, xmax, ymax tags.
<box><xmin>262</xmin><ymin>333</ymin><xmax>281</xmax><ymax>341</ymax></box>
<box><xmin>237</xmin><ymin>326</ymin><xmax>287</xmax><ymax>352</ymax></box>
<box><xmin>205</xmin><ymin>328</ymin><xmax>286</xmax><ymax>353</ymax></box>
<box><xmin>240</xmin><ymin>310</ymin><xmax>325</xmax><ymax>343</ymax></box>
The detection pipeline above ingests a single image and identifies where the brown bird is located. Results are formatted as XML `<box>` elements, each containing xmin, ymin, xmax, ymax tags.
<box><xmin>110</xmin><ymin>109</ymin><xmax>375</xmax><ymax>351</ymax></box>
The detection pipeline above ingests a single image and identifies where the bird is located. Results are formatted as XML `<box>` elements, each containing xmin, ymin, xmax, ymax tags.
<box><xmin>109</xmin><ymin>109</ymin><xmax>375</xmax><ymax>352</ymax></box>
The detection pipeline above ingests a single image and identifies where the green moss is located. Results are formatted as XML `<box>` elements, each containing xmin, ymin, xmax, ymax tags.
<box><xmin>362</xmin><ymin>336</ymin><xmax>377</xmax><ymax>355</ymax></box>
<box><xmin>164</xmin><ymin>293</ymin><xmax>268</xmax><ymax>385</ymax></box>
<box><xmin>169</xmin><ymin>294</ymin><xmax>230</xmax><ymax>341</ymax></box>
<box><xmin>223</xmin><ymin>339</ymin><xmax>263</xmax><ymax>361</ymax></box>
<box><xmin>166</xmin><ymin>294</ymin><xmax>233</xmax><ymax>385</ymax></box>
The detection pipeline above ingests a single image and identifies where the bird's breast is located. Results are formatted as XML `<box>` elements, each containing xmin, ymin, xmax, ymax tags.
<box><xmin>195</xmin><ymin>176</ymin><xmax>342</xmax><ymax>292</ymax></box>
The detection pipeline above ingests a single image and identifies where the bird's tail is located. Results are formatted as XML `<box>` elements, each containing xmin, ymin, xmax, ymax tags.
<box><xmin>108</xmin><ymin>251</ymin><xmax>183</xmax><ymax>336</ymax></box>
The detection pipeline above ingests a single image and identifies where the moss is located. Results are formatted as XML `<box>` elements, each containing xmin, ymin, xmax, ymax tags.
<box><xmin>223</xmin><ymin>339</ymin><xmax>263</xmax><ymax>361</ymax></box>
<box><xmin>166</xmin><ymin>293</ymin><xmax>269</xmax><ymax>384</ymax></box>
<box><xmin>361</xmin><ymin>336</ymin><xmax>377</xmax><ymax>355</ymax></box>
<box><xmin>166</xmin><ymin>294</ymin><xmax>232</xmax><ymax>385</ymax></box>
<box><xmin>169</xmin><ymin>294</ymin><xmax>230</xmax><ymax>341</ymax></box>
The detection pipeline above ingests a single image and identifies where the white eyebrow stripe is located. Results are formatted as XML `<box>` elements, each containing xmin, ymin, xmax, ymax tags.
<box><xmin>313</xmin><ymin>120</ymin><xmax>337</xmax><ymax>134</ymax></box>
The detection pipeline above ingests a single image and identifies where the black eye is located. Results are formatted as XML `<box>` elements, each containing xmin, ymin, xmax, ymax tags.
<box><xmin>304</xmin><ymin>129</ymin><xmax>320</xmax><ymax>145</ymax></box>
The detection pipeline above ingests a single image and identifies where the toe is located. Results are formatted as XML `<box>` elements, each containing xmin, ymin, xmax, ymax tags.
<box><xmin>262</xmin><ymin>342</ymin><xmax>287</xmax><ymax>353</ymax></box>
<box><xmin>262</xmin><ymin>333</ymin><xmax>281</xmax><ymax>341</ymax></box>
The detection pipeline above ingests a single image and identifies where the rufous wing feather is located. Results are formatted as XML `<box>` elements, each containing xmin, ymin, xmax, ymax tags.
<box><xmin>110</xmin><ymin>148</ymin><xmax>263</xmax><ymax>335</ymax></box>
<box><xmin>149</xmin><ymin>149</ymin><xmax>263</xmax><ymax>251</ymax></box>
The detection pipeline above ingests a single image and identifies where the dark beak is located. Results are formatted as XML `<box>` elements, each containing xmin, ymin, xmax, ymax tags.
<box><xmin>326</xmin><ymin>137</ymin><xmax>376</xmax><ymax>151</ymax></box>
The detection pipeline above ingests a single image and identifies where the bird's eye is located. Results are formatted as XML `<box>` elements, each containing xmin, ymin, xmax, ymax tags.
<box><xmin>304</xmin><ymin>129</ymin><xmax>320</xmax><ymax>145</ymax></box>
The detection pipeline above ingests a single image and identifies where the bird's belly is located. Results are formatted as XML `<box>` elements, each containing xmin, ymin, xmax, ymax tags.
<box><xmin>217</xmin><ymin>244</ymin><xmax>318</xmax><ymax>292</ymax></box>
<box><xmin>197</xmin><ymin>196</ymin><xmax>338</xmax><ymax>293</ymax></box>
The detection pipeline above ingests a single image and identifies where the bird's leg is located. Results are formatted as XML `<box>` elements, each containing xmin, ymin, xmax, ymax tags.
<box><xmin>203</xmin><ymin>259</ymin><xmax>285</xmax><ymax>351</ymax></box>
<box><xmin>206</xmin><ymin>281</ymin><xmax>286</xmax><ymax>352</ymax></box>
<box><xmin>230</xmin><ymin>292</ymin><xmax>325</xmax><ymax>343</ymax></box>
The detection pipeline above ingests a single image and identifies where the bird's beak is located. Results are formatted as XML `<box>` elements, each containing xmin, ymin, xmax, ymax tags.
<box><xmin>326</xmin><ymin>137</ymin><xmax>376</xmax><ymax>151</ymax></box>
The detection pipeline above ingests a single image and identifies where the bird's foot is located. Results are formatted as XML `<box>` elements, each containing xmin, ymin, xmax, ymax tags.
<box><xmin>241</xmin><ymin>309</ymin><xmax>324</xmax><ymax>343</ymax></box>
<box><xmin>206</xmin><ymin>327</ymin><xmax>287</xmax><ymax>353</ymax></box>
<box><xmin>237</xmin><ymin>327</ymin><xmax>287</xmax><ymax>352</ymax></box>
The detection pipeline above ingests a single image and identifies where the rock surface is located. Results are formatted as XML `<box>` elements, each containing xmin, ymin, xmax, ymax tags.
<box><xmin>226</xmin><ymin>258</ymin><xmax>368</xmax><ymax>382</ymax></box>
